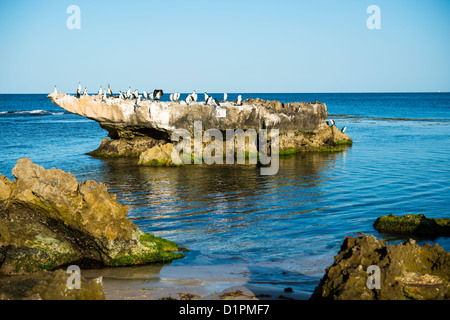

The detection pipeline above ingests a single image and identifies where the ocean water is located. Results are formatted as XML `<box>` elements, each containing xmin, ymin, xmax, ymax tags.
<box><xmin>0</xmin><ymin>92</ymin><xmax>449</xmax><ymax>293</ymax></box>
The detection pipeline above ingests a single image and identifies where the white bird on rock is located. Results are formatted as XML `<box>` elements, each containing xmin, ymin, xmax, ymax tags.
<box><xmin>236</xmin><ymin>95</ymin><xmax>242</xmax><ymax>106</ymax></box>
<box><xmin>53</xmin><ymin>85</ymin><xmax>57</xmax><ymax>94</ymax></box>
<box><xmin>223</xmin><ymin>93</ymin><xmax>227</xmax><ymax>102</ymax></box>
<box><xmin>186</xmin><ymin>94</ymin><xmax>193</xmax><ymax>105</ymax></box>
<box><xmin>341</xmin><ymin>126</ymin><xmax>346</xmax><ymax>133</ymax></box>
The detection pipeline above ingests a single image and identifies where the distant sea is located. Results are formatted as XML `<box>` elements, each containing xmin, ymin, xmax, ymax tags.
<box><xmin>1</xmin><ymin>92</ymin><xmax>449</xmax><ymax>293</ymax></box>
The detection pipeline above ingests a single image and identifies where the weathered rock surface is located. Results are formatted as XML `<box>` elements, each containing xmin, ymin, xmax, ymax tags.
<box><xmin>374</xmin><ymin>214</ymin><xmax>450</xmax><ymax>238</ymax></box>
<box><xmin>0</xmin><ymin>270</ymin><xmax>104</xmax><ymax>300</ymax></box>
<box><xmin>311</xmin><ymin>235</ymin><xmax>450</xmax><ymax>300</ymax></box>
<box><xmin>48</xmin><ymin>93</ymin><xmax>352</xmax><ymax>165</ymax></box>
<box><xmin>138</xmin><ymin>143</ymin><xmax>176</xmax><ymax>167</ymax></box>
<box><xmin>0</xmin><ymin>158</ymin><xmax>184</xmax><ymax>276</ymax></box>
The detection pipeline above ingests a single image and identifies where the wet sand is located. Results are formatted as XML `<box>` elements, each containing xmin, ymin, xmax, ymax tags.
<box><xmin>82</xmin><ymin>264</ymin><xmax>311</xmax><ymax>300</ymax></box>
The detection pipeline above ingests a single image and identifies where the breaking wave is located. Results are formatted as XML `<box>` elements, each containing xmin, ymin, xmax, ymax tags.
<box><xmin>0</xmin><ymin>109</ymin><xmax>66</xmax><ymax>116</ymax></box>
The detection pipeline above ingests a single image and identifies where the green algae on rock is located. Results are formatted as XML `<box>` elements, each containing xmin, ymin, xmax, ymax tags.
<box><xmin>310</xmin><ymin>235</ymin><xmax>450</xmax><ymax>300</ymax></box>
<box><xmin>0</xmin><ymin>269</ymin><xmax>105</xmax><ymax>300</ymax></box>
<box><xmin>374</xmin><ymin>214</ymin><xmax>450</xmax><ymax>237</ymax></box>
<box><xmin>0</xmin><ymin>158</ymin><xmax>184</xmax><ymax>275</ymax></box>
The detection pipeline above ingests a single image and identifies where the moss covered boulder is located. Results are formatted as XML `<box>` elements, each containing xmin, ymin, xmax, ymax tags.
<box><xmin>311</xmin><ymin>235</ymin><xmax>450</xmax><ymax>300</ymax></box>
<box><xmin>0</xmin><ymin>269</ymin><xmax>104</xmax><ymax>300</ymax></box>
<box><xmin>374</xmin><ymin>214</ymin><xmax>450</xmax><ymax>237</ymax></box>
<box><xmin>0</xmin><ymin>158</ymin><xmax>184</xmax><ymax>275</ymax></box>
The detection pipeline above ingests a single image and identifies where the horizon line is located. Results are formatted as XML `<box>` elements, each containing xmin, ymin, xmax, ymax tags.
<box><xmin>0</xmin><ymin>91</ymin><xmax>448</xmax><ymax>95</ymax></box>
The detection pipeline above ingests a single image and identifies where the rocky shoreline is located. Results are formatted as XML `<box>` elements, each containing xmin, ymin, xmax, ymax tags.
<box><xmin>0</xmin><ymin>158</ymin><xmax>185</xmax><ymax>299</ymax></box>
<box><xmin>1</xmin><ymin>159</ymin><xmax>448</xmax><ymax>300</ymax></box>
<box><xmin>47</xmin><ymin>93</ymin><xmax>352</xmax><ymax>166</ymax></box>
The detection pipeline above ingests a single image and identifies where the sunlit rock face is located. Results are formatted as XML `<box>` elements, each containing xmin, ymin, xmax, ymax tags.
<box><xmin>48</xmin><ymin>93</ymin><xmax>352</xmax><ymax>162</ymax></box>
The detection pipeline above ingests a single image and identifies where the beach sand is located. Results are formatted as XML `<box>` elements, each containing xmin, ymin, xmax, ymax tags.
<box><xmin>82</xmin><ymin>264</ymin><xmax>311</xmax><ymax>300</ymax></box>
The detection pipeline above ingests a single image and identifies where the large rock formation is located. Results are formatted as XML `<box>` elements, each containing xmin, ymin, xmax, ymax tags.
<box><xmin>48</xmin><ymin>93</ymin><xmax>352</xmax><ymax>164</ymax></box>
<box><xmin>310</xmin><ymin>235</ymin><xmax>450</xmax><ymax>300</ymax></box>
<box><xmin>0</xmin><ymin>158</ymin><xmax>184</xmax><ymax>276</ymax></box>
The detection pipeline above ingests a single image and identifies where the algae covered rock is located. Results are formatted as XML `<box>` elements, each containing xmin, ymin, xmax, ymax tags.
<box><xmin>0</xmin><ymin>269</ymin><xmax>104</xmax><ymax>300</ymax></box>
<box><xmin>311</xmin><ymin>235</ymin><xmax>450</xmax><ymax>300</ymax></box>
<box><xmin>138</xmin><ymin>143</ymin><xmax>177</xmax><ymax>166</ymax></box>
<box><xmin>0</xmin><ymin>158</ymin><xmax>184</xmax><ymax>275</ymax></box>
<box><xmin>374</xmin><ymin>214</ymin><xmax>450</xmax><ymax>237</ymax></box>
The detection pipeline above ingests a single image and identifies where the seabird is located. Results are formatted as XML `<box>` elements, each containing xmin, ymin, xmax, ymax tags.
<box><xmin>53</xmin><ymin>85</ymin><xmax>57</xmax><ymax>94</ymax></box>
<box><xmin>204</xmin><ymin>92</ymin><xmax>209</xmax><ymax>102</ymax></box>
<box><xmin>154</xmin><ymin>89</ymin><xmax>163</xmax><ymax>101</ymax></box>
<box><xmin>143</xmin><ymin>90</ymin><xmax>148</xmax><ymax>100</ymax></box>
<box><xmin>118</xmin><ymin>91</ymin><xmax>125</xmax><ymax>100</ymax></box>
<box><xmin>76</xmin><ymin>82</ymin><xmax>81</xmax><ymax>98</ymax></box>
<box><xmin>98</xmin><ymin>86</ymin><xmax>103</xmax><ymax>96</ymax></box>
<box><xmin>192</xmin><ymin>90</ymin><xmax>197</xmax><ymax>102</ymax></box>
<box><xmin>134</xmin><ymin>89</ymin><xmax>139</xmax><ymax>98</ymax></box>
<box><xmin>149</xmin><ymin>91</ymin><xmax>154</xmax><ymax>101</ymax></box>
<box><xmin>126</xmin><ymin>87</ymin><xmax>131</xmax><ymax>99</ymax></box>
<box><xmin>174</xmin><ymin>92</ymin><xmax>180</xmax><ymax>102</ymax></box>
<box><xmin>107</xmin><ymin>84</ymin><xmax>112</xmax><ymax>98</ymax></box>
<box><xmin>170</xmin><ymin>93</ymin><xmax>174</xmax><ymax>102</ymax></box>
<box><xmin>223</xmin><ymin>93</ymin><xmax>227</xmax><ymax>102</ymax></box>
<box><xmin>205</xmin><ymin>96</ymin><xmax>212</xmax><ymax>105</ymax></box>
<box><xmin>236</xmin><ymin>95</ymin><xmax>242</xmax><ymax>106</ymax></box>
<box><xmin>341</xmin><ymin>126</ymin><xmax>346</xmax><ymax>133</ymax></box>
<box><xmin>185</xmin><ymin>94</ymin><xmax>193</xmax><ymax>105</ymax></box>
<box><xmin>83</xmin><ymin>87</ymin><xmax>88</xmax><ymax>96</ymax></box>
<box><xmin>329</xmin><ymin>119</ymin><xmax>335</xmax><ymax>126</ymax></box>
<box><xmin>102</xmin><ymin>90</ymin><xmax>107</xmax><ymax>101</ymax></box>
<box><xmin>212</xmin><ymin>98</ymin><xmax>220</xmax><ymax>108</ymax></box>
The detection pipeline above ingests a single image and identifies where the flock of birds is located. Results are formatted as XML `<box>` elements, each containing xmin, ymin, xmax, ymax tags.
<box><xmin>326</xmin><ymin>118</ymin><xmax>346</xmax><ymax>133</ymax></box>
<box><xmin>52</xmin><ymin>84</ymin><xmax>346</xmax><ymax>133</ymax></box>
<box><xmin>52</xmin><ymin>83</ymin><xmax>243</xmax><ymax>108</ymax></box>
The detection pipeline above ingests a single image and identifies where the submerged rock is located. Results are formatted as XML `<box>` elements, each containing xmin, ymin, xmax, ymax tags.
<box><xmin>48</xmin><ymin>93</ymin><xmax>352</xmax><ymax>165</ymax></box>
<box><xmin>311</xmin><ymin>235</ymin><xmax>450</xmax><ymax>300</ymax></box>
<box><xmin>374</xmin><ymin>214</ymin><xmax>450</xmax><ymax>238</ymax></box>
<box><xmin>0</xmin><ymin>158</ymin><xmax>184</xmax><ymax>276</ymax></box>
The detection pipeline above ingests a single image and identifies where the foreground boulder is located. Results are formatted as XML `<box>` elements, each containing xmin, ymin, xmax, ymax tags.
<box><xmin>0</xmin><ymin>270</ymin><xmax>104</xmax><ymax>300</ymax></box>
<box><xmin>0</xmin><ymin>158</ymin><xmax>184</xmax><ymax>276</ymax></box>
<box><xmin>374</xmin><ymin>214</ymin><xmax>450</xmax><ymax>238</ymax></box>
<box><xmin>311</xmin><ymin>235</ymin><xmax>450</xmax><ymax>300</ymax></box>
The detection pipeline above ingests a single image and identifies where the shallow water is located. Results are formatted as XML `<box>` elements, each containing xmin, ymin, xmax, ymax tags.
<box><xmin>0</xmin><ymin>92</ymin><xmax>449</xmax><ymax>293</ymax></box>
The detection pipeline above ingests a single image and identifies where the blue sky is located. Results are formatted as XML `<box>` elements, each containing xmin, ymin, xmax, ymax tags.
<box><xmin>0</xmin><ymin>0</ymin><xmax>449</xmax><ymax>93</ymax></box>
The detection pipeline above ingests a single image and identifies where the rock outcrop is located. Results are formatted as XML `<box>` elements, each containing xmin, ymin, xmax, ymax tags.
<box><xmin>374</xmin><ymin>214</ymin><xmax>450</xmax><ymax>238</ymax></box>
<box><xmin>48</xmin><ymin>93</ymin><xmax>352</xmax><ymax>165</ymax></box>
<box><xmin>0</xmin><ymin>270</ymin><xmax>104</xmax><ymax>300</ymax></box>
<box><xmin>310</xmin><ymin>235</ymin><xmax>450</xmax><ymax>300</ymax></box>
<box><xmin>0</xmin><ymin>158</ymin><xmax>184</xmax><ymax>276</ymax></box>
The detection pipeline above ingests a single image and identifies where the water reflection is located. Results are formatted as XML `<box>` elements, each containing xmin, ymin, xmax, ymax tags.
<box><xmin>77</xmin><ymin>150</ymin><xmax>348</xmax><ymax>260</ymax></box>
